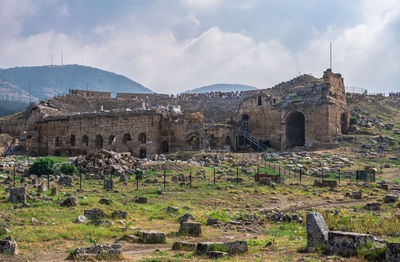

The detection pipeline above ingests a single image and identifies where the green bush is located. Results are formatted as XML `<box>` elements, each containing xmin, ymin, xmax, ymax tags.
<box><xmin>60</xmin><ymin>164</ymin><xmax>77</xmax><ymax>175</ymax></box>
<box><xmin>350</xmin><ymin>116</ymin><xmax>358</xmax><ymax>125</ymax></box>
<box><xmin>29</xmin><ymin>158</ymin><xmax>55</xmax><ymax>177</ymax></box>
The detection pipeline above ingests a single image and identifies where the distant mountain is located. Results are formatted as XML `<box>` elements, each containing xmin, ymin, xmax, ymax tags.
<box><xmin>0</xmin><ymin>99</ymin><xmax>30</xmax><ymax>118</ymax></box>
<box><xmin>185</xmin><ymin>84</ymin><xmax>258</xmax><ymax>94</ymax></box>
<box><xmin>0</xmin><ymin>64</ymin><xmax>153</xmax><ymax>102</ymax></box>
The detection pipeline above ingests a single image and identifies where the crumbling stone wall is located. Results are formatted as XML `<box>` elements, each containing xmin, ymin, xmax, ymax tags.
<box><xmin>2</xmin><ymin>69</ymin><xmax>349</xmax><ymax>155</ymax></box>
<box><xmin>238</xmin><ymin>69</ymin><xmax>349</xmax><ymax>150</ymax></box>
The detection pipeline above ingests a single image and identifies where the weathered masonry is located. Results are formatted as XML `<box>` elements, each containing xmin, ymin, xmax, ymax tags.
<box><xmin>0</xmin><ymin>69</ymin><xmax>349</xmax><ymax>157</ymax></box>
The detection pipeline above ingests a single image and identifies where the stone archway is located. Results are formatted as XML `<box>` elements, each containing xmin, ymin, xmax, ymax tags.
<box><xmin>188</xmin><ymin>135</ymin><xmax>200</xmax><ymax>150</ymax></box>
<box><xmin>161</xmin><ymin>141</ymin><xmax>169</xmax><ymax>153</ymax></box>
<box><xmin>341</xmin><ymin>113</ymin><xmax>348</xmax><ymax>134</ymax></box>
<box><xmin>81</xmin><ymin>135</ymin><xmax>89</xmax><ymax>146</ymax></box>
<box><xmin>286</xmin><ymin>111</ymin><xmax>305</xmax><ymax>147</ymax></box>
<box><xmin>95</xmin><ymin>135</ymin><xmax>103</xmax><ymax>150</ymax></box>
<box><xmin>139</xmin><ymin>148</ymin><xmax>147</xmax><ymax>159</ymax></box>
<box><xmin>225</xmin><ymin>136</ymin><xmax>231</xmax><ymax>146</ymax></box>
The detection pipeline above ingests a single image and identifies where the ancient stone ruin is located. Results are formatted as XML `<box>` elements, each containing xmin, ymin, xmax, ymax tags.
<box><xmin>0</xmin><ymin>69</ymin><xmax>349</xmax><ymax>158</ymax></box>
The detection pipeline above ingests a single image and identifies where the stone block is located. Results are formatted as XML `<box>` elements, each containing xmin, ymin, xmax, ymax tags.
<box><xmin>72</xmin><ymin>244</ymin><xmax>122</xmax><ymax>260</ymax></box>
<box><xmin>0</xmin><ymin>237</ymin><xmax>17</xmax><ymax>255</ymax></box>
<box><xmin>135</xmin><ymin>196</ymin><xmax>148</xmax><ymax>204</ymax></box>
<box><xmin>60</xmin><ymin>196</ymin><xmax>78</xmax><ymax>207</ymax></box>
<box><xmin>111</xmin><ymin>210</ymin><xmax>127</xmax><ymax>219</ymax></box>
<box><xmin>178</xmin><ymin>213</ymin><xmax>195</xmax><ymax>224</ymax></box>
<box><xmin>327</xmin><ymin>231</ymin><xmax>375</xmax><ymax>257</ymax></box>
<box><xmin>386</xmin><ymin>242</ymin><xmax>400</xmax><ymax>261</ymax></box>
<box><xmin>179</xmin><ymin>222</ymin><xmax>202</xmax><ymax>237</ymax></box>
<box><xmin>136</xmin><ymin>230</ymin><xmax>166</xmax><ymax>244</ymax></box>
<box><xmin>385</xmin><ymin>194</ymin><xmax>398</xmax><ymax>203</ymax></box>
<box><xmin>352</xmin><ymin>191</ymin><xmax>362</xmax><ymax>199</ymax></box>
<box><xmin>306</xmin><ymin>212</ymin><xmax>329</xmax><ymax>248</ymax></box>
<box><xmin>104</xmin><ymin>179</ymin><xmax>114</xmax><ymax>190</ymax></box>
<box><xmin>225</xmin><ymin>240</ymin><xmax>248</xmax><ymax>254</ymax></box>
<box><xmin>9</xmin><ymin>187</ymin><xmax>26</xmax><ymax>204</ymax></box>
<box><xmin>172</xmin><ymin>241</ymin><xmax>196</xmax><ymax>251</ymax></box>
<box><xmin>84</xmin><ymin>208</ymin><xmax>106</xmax><ymax>220</ymax></box>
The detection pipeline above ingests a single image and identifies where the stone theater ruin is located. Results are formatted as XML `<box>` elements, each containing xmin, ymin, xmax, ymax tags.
<box><xmin>0</xmin><ymin>69</ymin><xmax>349</xmax><ymax>157</ymax></box>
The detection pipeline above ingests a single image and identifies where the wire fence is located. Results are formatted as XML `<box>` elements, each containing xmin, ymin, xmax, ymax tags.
<box><xmin>5</xmin><ymin>153</ymin><xmax>377</xmax><ymax>193</ymax></box>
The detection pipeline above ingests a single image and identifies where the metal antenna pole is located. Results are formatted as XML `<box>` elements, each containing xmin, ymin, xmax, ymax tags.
<box><xmin>330</xmin><ymin>42</ymin><xmax>332</xmax><ymax>70</ymax></box>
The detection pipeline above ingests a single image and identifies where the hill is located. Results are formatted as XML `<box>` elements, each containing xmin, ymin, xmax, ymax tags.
<box><xmin>185</xmin><ymin>84</ymin><xmax>257</xmax><ymax>94</ymax></box>
<box><xmin>0</xmin><ymin>65</ymin><xmax>153</xmax><ymax>102</ymax></box>
<box><xmin>0</xmin><ymin>99</ymin><xmax>30</xmax><ymax>118</ymax></box>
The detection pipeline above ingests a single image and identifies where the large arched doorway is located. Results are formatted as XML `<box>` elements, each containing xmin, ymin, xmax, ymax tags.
<box><xmin>82</xmin><ymin>135</ymin><xmax>89</xmax><ymax>146</ymax></box>
<box><xmin>122</xmin><ymin>133</ymin><xmax>132</xmax><ymax>145</ymax></box>
<box><xmin>341</xmin><ymin>113</ymin><xmax>348</xmax><ymax>134</ymax></box>
<box><xmin>95</xmin><ymin>135</ymin><xmax>103</xmax><ymax>150</ymax></box>
<box><xmin>225</xmin><ymin>136</ymin><xmax>231</xmax><ymax>146</ymax></box>
<box><xmin>161</xmin><ymin>141</ymin><xmax>169</xmax><ymax>154</ymax></box>
<box><xmin>188</xmin><ymin>135</ymin><xmax>200</xmax><ymax>150</ymax></box>
<box><xmin>139</xmin><ymin>148</ymin><xmax>147</xmax><ymax>159</ymax></box>
<box><xmin>242</xmin><ymin>115</ymin><xmax>249</xmax><ymax>131</ymax></box>
<box><xmin>286</xmin><ymin>111</ymin><xmax>305</xmax><ymax>147</ymax></box>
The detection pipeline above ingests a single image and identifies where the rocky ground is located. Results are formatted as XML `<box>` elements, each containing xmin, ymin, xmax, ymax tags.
<box><xmin>0</xmin><ymin>95</ymin><xmax>399</xmax><ymax>261</ymax></box>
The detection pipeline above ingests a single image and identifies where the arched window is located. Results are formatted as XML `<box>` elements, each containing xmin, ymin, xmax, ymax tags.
<box><xmin>95</xmin><ymin>135</ymin><xmax>103</xmax><ymax>150</ymax></box>
<box><xmin>225</xmin><ymin>136</ymin><xmax>231</xmax><ymax>145</ymax></box>
<box><xmin>258</xmin><ymin>96</ymin><xmax>262</xmax><ymax>106</ymax></box>
<box><xmin>122</xmin><ymin>133</ymin><xmax>132</xmax><ymax>145</ymax></box>
<box><xmin>242</xmin><ymin>114</ymin><xmax>249</xmax><ymax>131</ymax></box>
<box><xmin>109</xmin><ymin>135</ymin><xmax>116</xmax><ymax>145</ymax></box>
<box><xmin>138</xmin><ymin>133</ymin><xmax>146</xmax><ymax>144</ymax></box>
<box><xmin>55</xmin><ymin>136</ymin><xmax>61</xmax><ymax>147</ymax></box>
<box><xmin>161</xmin><ymin>141</ymin><xmax>169</xmax><ymax>153</ymax></box>
<box><xmin>70</xmin><ymin>135</ymin><xmax>76</xmax><ymax>146</ymax></box>
<box><xmin>82</xmin><ymin>135</ymin><xmax>89</xmax><ymax>146</ymax></box>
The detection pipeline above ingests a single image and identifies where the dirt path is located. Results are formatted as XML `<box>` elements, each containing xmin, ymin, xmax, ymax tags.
<box><xmin>279</xmin><ymin>197</ymin><xmax>379</xmax><ymax>212</ymax></box>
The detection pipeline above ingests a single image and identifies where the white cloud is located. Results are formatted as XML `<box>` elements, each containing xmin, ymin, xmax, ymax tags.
<box><xmin>56</xmin><ymin>3</ymin><xmax>70</xmax><ymax>17</ymax></box>
<box><xmin>0</xmin><ymin>0</ymin><xmax>37</xmax><ymax>38</ymax></box>
<box><xmin>181</xmin><ymin>0</ymin><xmax>223</xmax><ymax>8</ymax></box>
<box><xmin>1</xmin><ymin>0</ymin><xmax>400</xmax><ymax>94</ymax></box>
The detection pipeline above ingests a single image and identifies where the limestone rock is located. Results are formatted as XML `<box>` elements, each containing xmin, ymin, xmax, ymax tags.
<box><xmin>225</xmin><ymin>240</ymin><xmax>248</xmax><ymax>254</ymax></box>
<box><xmin>99</xmin><ymin>198</ymin><xmax>113</xmax><ymax>205</ymax></box>
<box><xmin>60</xmin><ymin>196</ymin><xmax>78</xmax><ymax>207</ymax></box>
<box><xmin>72</xmin><ymin>244</ymin><xmax>122</xmax><ymax>260</ymax></box>
<box><xmin>84</xmin><ymin>208</ymin><xmax>106</xmax><ymax>220</ymax></box>
<box><xmin>111</xmin><ymin>210</ymin><xmax>127</xmax><ymax>219</ymax></box>
<box><xmin>136</xmin><ymin>230</ymin><xmax>166</xmax><ymax>244</ymax></box>
<box><xmin>76</xmin><ymin>215</ymin><xmax>87</xmax><ymax>224</ymax></box>
<box><xmin>9</xmin><ymin>187</ymin><xmax>26</xmax><ymax>204</ymax></box>
<box><xmin>178</xmin><ymin>213</ymin><xmax>195</xmax><ymax>224</ymax></box>
<box><xmin>179</xmin><ymin>222</ymin><xmax>201</xmax><ymax>237</ymax></box>
<box><xmin>0</xmin><ymin>236</ymin><xmax>17</xmax><ymax>255</ymax></box>
<box><xmin>167</xmin><ymin>206</ymin><xmax>178</xmax><ymax>212</ymax></box>
<box><xmin>172</xmin><ymin>241</ymin><xmax>196</xmax><ymax>251</ymax></box>
<box><xmin>327</xmin><ymin>231</ymin><xmax>375</xmax><ymax>257</ymax></box>
<box><xmin>385</xmin><ymin>194</ymin><xmax>398</xmax><ymax>203</ymax></box>
<box><xmin>306</xmin><ymin>212</ymin><xmax>329</xmax><ymax>248</ymax></box>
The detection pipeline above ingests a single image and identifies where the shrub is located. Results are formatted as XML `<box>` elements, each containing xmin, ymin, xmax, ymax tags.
<box><xmin>29</xmin><ymin>158</ymin><xmax>55</xmax><ymax>177</ymax></box>
<box><xmin>350</xmin><ymin>116</ymin><xmax>358</xmax><ymax>125</ymax></box>
<box><xmin>60</xmin><ymin>164</ymin><xmax>77</xmax><ymax>175</ymax></box>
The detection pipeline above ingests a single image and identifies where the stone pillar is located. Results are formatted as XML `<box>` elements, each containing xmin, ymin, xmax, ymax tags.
<box><xmin>9</xmin><ymin>187</ymin><xmax>27</xmax><ymax>204</ymax></box>
<box><xmin>104</xmin><ymin>179</ymin><xmax>114</xmax><ymax>190</ymax></box>
<box><xmin>306</xmin><ymin>212</ymin><xmax>329</xmax><ymax>248</ymax></box>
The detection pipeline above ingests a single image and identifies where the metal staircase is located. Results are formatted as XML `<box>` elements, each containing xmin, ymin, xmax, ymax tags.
<box><xmin>2</xmin><ymin>144</ymin><xmax>19</xmax><ymax>157</ymax></box>
<box><xmin>239</xmin><ymin>130</ymin><xmax>268</xmax><ymax>151</ymax></box>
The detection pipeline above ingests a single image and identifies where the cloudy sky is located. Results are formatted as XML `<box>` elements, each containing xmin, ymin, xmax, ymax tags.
<box><xmin>0</xmin><ymin>0</ymin><xmax>399</xmax><ymax>94</ymax></box>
